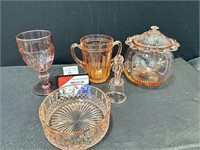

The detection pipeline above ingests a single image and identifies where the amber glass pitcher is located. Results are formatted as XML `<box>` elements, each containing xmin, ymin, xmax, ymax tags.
<box><xmin>70</xmin><ymin>34</ymin><xmax>122</xmax><ymax>83</ymax></box>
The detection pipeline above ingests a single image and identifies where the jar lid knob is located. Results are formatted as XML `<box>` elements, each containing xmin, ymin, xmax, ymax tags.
<box><xmin>151</xmin><ymin>26</ymin><xmax>159</xmax><ymax>30</ymax></box>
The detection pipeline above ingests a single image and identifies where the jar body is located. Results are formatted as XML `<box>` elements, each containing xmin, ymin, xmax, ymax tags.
<box><xmin>124</xmin><ymin>47</ymin><xmax>174</xmax><ymax>86</ymax></box>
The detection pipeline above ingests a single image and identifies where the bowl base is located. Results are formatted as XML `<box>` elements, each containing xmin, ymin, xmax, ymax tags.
<box><xmin>124</xmin><ymin>68</ymin><xmax>165</xmax><ymax>87</ymax></box>
<box><xmin>49</xmin><ymin>101</ymin><xmax>104</xmax><ymax>132</ymax></box>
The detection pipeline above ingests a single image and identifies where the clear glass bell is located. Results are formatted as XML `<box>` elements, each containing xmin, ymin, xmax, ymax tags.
<box><xmin>107</xmin><ymin>55</ymin><xmax>127</xmax><ymax>104</ymax></box>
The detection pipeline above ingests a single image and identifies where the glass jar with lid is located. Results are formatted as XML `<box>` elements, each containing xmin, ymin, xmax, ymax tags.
<box><xmin>124</xmin><ymin>26</ymin><xmax>180</xmax><ymax>87</ymax></box>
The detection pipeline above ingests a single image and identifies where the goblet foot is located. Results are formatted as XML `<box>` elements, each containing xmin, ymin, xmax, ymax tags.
<box><xmin>33</xmin><ymin>81</ymin><xmax>56</xmax><ymax>96</ymax></box>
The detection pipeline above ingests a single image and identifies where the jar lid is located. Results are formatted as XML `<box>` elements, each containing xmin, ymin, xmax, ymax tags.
<box><xmin>125</xmin><ymin>26</ymin><xmax>180</xmax><ymax>52</ymax></box>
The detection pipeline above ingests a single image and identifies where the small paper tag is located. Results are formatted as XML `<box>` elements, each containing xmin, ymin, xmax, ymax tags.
<box><xmin>63</xmin><ymin>66</ymin><xmax>79</xmax><ymax>75</ymax></box>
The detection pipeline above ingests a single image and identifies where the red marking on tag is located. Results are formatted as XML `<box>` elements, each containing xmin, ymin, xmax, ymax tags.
<box><xmin>58</xmin><ymin>76</ymin><xmax>73</xmax><ymax>87</ymax></box>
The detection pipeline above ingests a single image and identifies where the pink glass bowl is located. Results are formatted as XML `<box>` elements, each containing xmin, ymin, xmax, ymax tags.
<box><xmin>39</xmin><ymin>84</ymin><xmax>111</xmax><ymax>150</ymax></box>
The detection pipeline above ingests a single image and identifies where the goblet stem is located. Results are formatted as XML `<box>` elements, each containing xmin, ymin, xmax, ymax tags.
<box><xmin>39</xmin><ymin>71</ymin><xmax>50</xmax><ymax>90</ymax></box>
<box><xmin>33</xmin><ymin>71</ymin><xmax>56</xmax><ymax>96</ymax></box>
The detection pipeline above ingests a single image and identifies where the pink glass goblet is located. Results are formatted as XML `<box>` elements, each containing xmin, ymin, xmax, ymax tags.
<box><xmin>16</xmin><ymin>30</ymin><xmax>56</xmax><ymax>96</ymax></box>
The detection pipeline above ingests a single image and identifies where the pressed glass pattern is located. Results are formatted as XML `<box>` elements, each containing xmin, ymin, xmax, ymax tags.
<box><xmin>125</xmin><ymin>26</ymin><xmax>180</xmax><ymax>52</ymax></box>
<box><xmin>70</xmin><ymin>34</ymin><xmax>122</xmax><ymax>83</ymax></box>
<box><xmin>125</xmin><ymin>26</ymin><xmax>179</xmax><ymax>87</ymax></box>
<box><xmin>16</xmin><ymin>30</ymin><xmax>56</xmax><ymax>95</ymax></box>
<box><xmin>49</xmin><ymin>101</ymin><xmax>104</xmax><ymax>132</ymax></box>
<box><xmin>39</xmin><ymin>85</ymin><xmax>110</xmax><ymax>150</ymax></box>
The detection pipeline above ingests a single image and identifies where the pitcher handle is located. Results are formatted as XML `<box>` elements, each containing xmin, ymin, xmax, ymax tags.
<box><xmin>70</xmin><ymin>43</ymin><xmax>84</xmax><ymax>68</ymax></box>
<box><xmin>111</xmin><ymin>40</ymin><xmax>122</xmax><ymax>66</ymax></box>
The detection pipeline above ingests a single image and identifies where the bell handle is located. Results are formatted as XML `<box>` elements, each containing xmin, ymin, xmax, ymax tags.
<box><xmin>111</xmin><ymin>40</ymin><xmax>122</xmax><ymax>66</ymax></box>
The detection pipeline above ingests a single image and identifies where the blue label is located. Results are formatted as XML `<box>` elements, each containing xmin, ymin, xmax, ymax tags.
<box><xmin>77</xmin><ymin>85</ymin><xmax>90</xmax><ymax>94</ymax></box>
